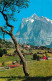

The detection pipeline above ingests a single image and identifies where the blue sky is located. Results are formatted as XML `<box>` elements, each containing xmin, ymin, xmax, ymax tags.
<box><xmin>0</xmin><ymin>0</ymin><xmax>52</xmax><ymax>39</ymax></box>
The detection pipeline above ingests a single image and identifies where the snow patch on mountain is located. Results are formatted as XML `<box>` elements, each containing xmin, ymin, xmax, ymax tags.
<box><xmin>26</xmin><ymin>19</ymin><xmax>34</xmax><ymax>23</ymax></box>
<box><xmin>42</xmin><ymin>16</ymin><xmax>52</xmax><ymax>24</ymax></box>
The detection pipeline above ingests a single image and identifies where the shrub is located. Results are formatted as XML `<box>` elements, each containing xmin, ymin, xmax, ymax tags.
<box><xmin>33</xmin><ymin>53</ymin><xmax>37</xmax><ymax>60</ymax></box>
<box><xmin>2</xmin><ymin>62</ymin><xmax>5</xmax><ymax>66</ymax></box>
<box><xmin>37</xmin><ymin>55</ymin><xmax>40</xmax><ymax>61</ymax></box>
<box><xmin>0</xmin><ymin>49</ymin><xmax>4</xmax><ymax>57</ymax></box>
<box><xmin>3</xmin><ymin>49</ymin><xmax>7</xmax><ymax>54</ymax></box>
<box><xmin>0</xmin><ymin>49</ymin><xmax>7</xmax><ymax>57</ymax></box>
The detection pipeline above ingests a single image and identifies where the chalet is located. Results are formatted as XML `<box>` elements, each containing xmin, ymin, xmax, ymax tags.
<box><xmin>24</xmin><ymin>44</ymin><xmax>31</xmax><ymax>49</ymax></box>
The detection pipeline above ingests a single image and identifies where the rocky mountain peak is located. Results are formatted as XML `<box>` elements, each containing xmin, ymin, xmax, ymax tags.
<box><xmin>14</xmin><ymin>14</ymin><xmax>52</xmax><ymax>47</ymax></box>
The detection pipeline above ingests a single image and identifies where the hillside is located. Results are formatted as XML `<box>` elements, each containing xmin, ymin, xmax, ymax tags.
<box><xmin>0</xmin><ymin>38</ymin><xmax>14</xmax><ymax>48</ymax></box>
<box><xmin>0</xmin><ymin>60</ymin><xmax>52</xmax><ymax>81</ymax></box>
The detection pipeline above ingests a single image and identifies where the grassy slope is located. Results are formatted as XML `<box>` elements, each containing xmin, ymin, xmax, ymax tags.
<box><xmin>0</xmin><ymin>60</ymin><xmax>52</xmax><ymax>81</ymax></box>
<box><xmin>0</xmin><ymin>56</ymin><xmax>20</xmax><ymax>63</ymax></box>
<box><xmin>0</xmin><ymin>48</ymin><xmax>52</xmax><ymax>81</ymax></box>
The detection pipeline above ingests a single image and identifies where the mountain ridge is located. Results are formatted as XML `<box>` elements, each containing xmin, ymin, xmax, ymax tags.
<box><xmin>13</xmin><ymin>14</ymin><xmax>52</xmax><ymax>47</ymax></box>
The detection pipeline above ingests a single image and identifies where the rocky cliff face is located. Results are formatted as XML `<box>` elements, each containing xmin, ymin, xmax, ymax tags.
<box><xmin>15</xmin><ymin>13</ymin><xmax>52</xmax><ymax>47</ymax></box>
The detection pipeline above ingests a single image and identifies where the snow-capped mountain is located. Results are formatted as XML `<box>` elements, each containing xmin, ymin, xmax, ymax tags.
<box><xmin>15</xmin><ymin>13</ymin><xmax>52</xmax><ymax>47</ymax></box>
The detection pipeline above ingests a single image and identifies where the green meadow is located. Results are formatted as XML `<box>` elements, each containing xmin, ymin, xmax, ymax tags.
<box><xmin>0</xmin><ymin>48</ymin><xmax>52</xmax><ymax>81</ymax></box>
<box><xmin>0</xmin><ymin>60</ymin><xmax>52</xmax><ymax>81</ymax></box>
